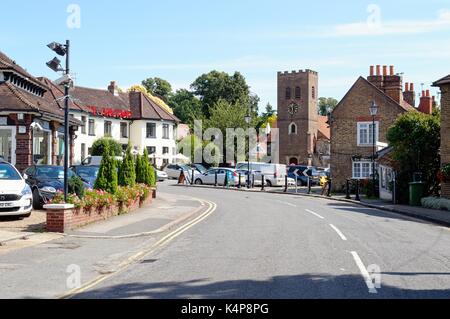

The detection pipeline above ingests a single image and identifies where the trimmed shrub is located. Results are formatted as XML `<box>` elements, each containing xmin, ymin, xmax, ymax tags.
<box><xmin>119</xmin><ymin>145</ymin><xmax>136</xmax><ymax>187</ymax></box>
<box><xmin>141</xmin><ymin>148</ymin><xmax>156</xmax><ymax>187</ymax></box>
<box><xmin>421</xmin><ymin>197</ymin><xmax>450</xmax><ymax>211</ymax></box>
<box><xmin>91</xmin><ymin>138</ymin><xmax>123</xmax><ymax>157</ymax></box>
<box><xmin>94</xmin><ymin>145</ymin><xmax>118</xmax><ymax>194</ymax></box>
<box><xmin>135</xmin><ymin>154</ymin><xmax>144</xmax><ymax>184</ymax></box>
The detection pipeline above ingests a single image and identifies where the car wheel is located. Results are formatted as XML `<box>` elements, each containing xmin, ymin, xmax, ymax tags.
<box><xmin>265</xmin><ymin>180</ymin><xmax>273</xmax><ymax>187</ymax></box>
<box><xmin>195</xmin><ymin>179</ymin><xmax>203</xmax><ymax>185</ymax></box>
<box><xmin>32</xmin><ymin>188</ymin><xmax>43</xmax><ymax>210</ymax></box>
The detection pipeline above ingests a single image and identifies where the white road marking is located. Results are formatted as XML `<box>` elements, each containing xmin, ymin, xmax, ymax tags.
<box><xmin>305</xmin><ymin>209</ymin><xmax>325</xmax><ymax>220</ymax></box>
<box><xmin>329</xmin><ymin>224</ymin><xmax>347</xmax><ymax>241</ymax></box>
<box><xmin>351</xmin><ymin>251</ymin><xmax>378</xmax><ymax>294</ymax></box>
<box><xmin>275</xmin><ymin>200</ymin><xmax>296</xmax><ymax>207</ymax></box>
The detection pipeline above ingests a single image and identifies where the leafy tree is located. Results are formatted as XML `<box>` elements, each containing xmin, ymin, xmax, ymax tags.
<box><xmin>169</xmin><ymin>89</ymin><xmax>203</xmax><ymax>126</ymax></box>
<box><xmin>387</xmin><ymin>111</ymin><xmax>441</xmax><ymax>203</ymax></box>
<box><xmin>139</xmin><ymin>148</ymin><xmax>156</xmax><ymax>186</ymax></box>
<box><xmin>318</xmin><ymin>97</ymin><xmax>338</xmax><ymax>116</ymax></box>
<box><xmin>191</xmin><ymin>70</ymin><xmax>255</xmax><ymax>116</ymax></box>
<box><xmin>91</xmin><ymin>138</ymin><xmax>123</xmax><ymax>157</ymax></box>
<box><xmin>118</xmin><ymin>145</ymin><xmax>136</xmax><ymax>187</ymax></box>
<box><xmin>94</xmin><ymin>145</ymin><xmax>118</xmax><ymax>194</ymax></box>
<box><xmin>142</xmin><ymin>77</ymin><xmax>172</xmax><ymax>100</ymax></box>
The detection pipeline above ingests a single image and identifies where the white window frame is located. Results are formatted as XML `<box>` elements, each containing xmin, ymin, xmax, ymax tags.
<box><xmin>352</xmin><ymin>160</ymin><xmax>374</xmax><ymax>179</ymax></box>
<box><xmin>357</xmin><ymin>121</ymin><xmax>379</xmax><ymax>146</ymax></box>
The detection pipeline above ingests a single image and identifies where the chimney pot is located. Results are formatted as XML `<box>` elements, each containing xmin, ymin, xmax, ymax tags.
<box><xmin>383</xmin><ymin>65</ymin><xmax>388</xmax><ymax>76</ymax></box>
<box><xmin>410</xmin><ymin>83</ymin><xmax>414</xmax><ymax>91</ymax></box>
<box><xmin>376</xmin><ymin>65</ymin><xmax>381</xmax><ymax>76</ymax></box>
<box><xmin>405</xmin><ymin>82</ymin><xmax>409</xmax><ymax>92</ymax></box>
<box><xmin>390</xmin><ymin>65</ymin><xmax>394</xmax><ymax>76</ymax></box>
<box><xmin>370</xmin><ymin>66</ymin><xmax>374</xmax><ymax>76</ymax></box>
<box><xmin>426</xmin><ymin>89</ymin><xmax>430</xmax><ymax>97</ymax></box>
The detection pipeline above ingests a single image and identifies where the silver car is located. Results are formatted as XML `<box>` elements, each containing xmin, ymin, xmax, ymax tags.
<box><xmin>194</xmin><ymin>168</ymin><xmax>245</xmax><ymax>186</ymax></box>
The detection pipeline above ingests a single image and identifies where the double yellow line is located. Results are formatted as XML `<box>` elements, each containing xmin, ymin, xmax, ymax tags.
<box><xmin>59</xmin><ymin>198</ymin><xmax>217</xmax><ymax>299</ymax></box>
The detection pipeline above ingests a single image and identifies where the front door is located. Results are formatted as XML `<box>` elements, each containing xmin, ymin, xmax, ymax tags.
<box><xmin>0</xmin><ymin>127</ymin><xmax>15</xmax><ymax>165</ymax></box>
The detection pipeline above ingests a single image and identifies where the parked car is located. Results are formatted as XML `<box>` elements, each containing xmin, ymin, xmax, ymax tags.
<box><xmin>164</xmin><ymin>164</ymin><xmax>194</xmax><ymax>180</ymax></box>
<box><xmin>71</xmin><ymin>165</ymin><xmax>99</xmax><ymax>188</ymax></box>
<box><xmin>23</xmin><ymin>165</ymin><xmax>86</xmax><ymax>209</ymax></box>
<box><xmin>0</xmin><ymin>160</ymin><xmax>33</xmax><ymax>218</ymax></box>
<box><xmin>156</xmin><ymin>169</ymin><xmax>168</xmax><ymax>182</ymax></box>
<box><xmin>236</xmin><ymin>169</ymin><xmax>296</xmax><ymax>187</ymax></box>
<box><xmin>235</xmin><ymin>162</ymin><xmax>287</xmax><ymax>187</ymax></box>
<box><xmin>194</xmin><ymin>168</ymin><xmax>244</xmax><ymax>186</ymax></box>
<box><xmin>287</xmin><ymin>165</ymin><xmax>320</xmax><ymax>186</ymax></box>
<box><xmin>189</xmin><ymin>163</ymin><xmax>208</xmax><ymax>175</ymax></box>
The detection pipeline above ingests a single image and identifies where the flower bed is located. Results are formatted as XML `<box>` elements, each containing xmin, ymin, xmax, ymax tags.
<box><xmin>45</xmin><ymin>184</ymin><xmax>156</xmax><ymax>233</ymax></box>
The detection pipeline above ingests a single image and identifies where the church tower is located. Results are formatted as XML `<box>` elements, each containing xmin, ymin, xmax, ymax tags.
<box><xmin>277</xmin><ymin>69</ymin><xmax>319</xmax><ymax>166</ymax></box>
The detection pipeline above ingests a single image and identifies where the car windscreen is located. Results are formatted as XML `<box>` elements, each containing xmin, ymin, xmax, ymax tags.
<box><xmin>36</xmin><ymin>167</ymin><xmax>74</xmax><ymax>179</ymax></box>
<box><xmin>194</xmin><ymin>164</ymin><xmax>207</xmax><ymax>174</ymax></box>
<box><xmin>0</xmin><ymin>164</ymin><xmax>21</xmax><ymax>180</ymax></box>
<box><xmin>76</xmin><ymin>167</ymin><xmax>99</xmax><ymax>179</ymax></box>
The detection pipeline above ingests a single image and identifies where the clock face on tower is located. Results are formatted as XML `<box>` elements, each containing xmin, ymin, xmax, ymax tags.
<box><xmin>288</xmin><ymin>102</ymin><xmax>299</xmax><ymax>116</ymax></box>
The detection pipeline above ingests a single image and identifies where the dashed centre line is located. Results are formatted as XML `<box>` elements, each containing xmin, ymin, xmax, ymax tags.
<box><xmin>329</xmin><ymin>224</ymin><xmax>348</xmax><ymax>241</ymax></box>
<box><xmin>304</xmin><ymin>209</ymin><xmax>325</xmax><ymax>220</ymax></box>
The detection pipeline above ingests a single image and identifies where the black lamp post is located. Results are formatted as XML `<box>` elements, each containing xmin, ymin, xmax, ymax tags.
<box><xmin>369</xmin><ymin>101</ymin><xmax>378</xmax><ymax>193</ymax></box>
<box><xmin>245</xmin><ymin>112</ymin><xmax>252</xmax><ymax>188</ymax></box>
<box><xmin>47</xmin><ymin>41</ymin><xmax>71</xmax><ymax>202</ymax></box>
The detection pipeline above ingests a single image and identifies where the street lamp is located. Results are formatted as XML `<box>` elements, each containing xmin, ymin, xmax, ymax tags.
<box><xmin>245</xmin><ymin>112</ymin><xmax>252</xmax><ymax>188</ymax></box>
<box><xmin>47</xmin><ymin>40</ymin><xmax>70</xmax><ymax>202</ymax></box>
<box><xmin>369</xmin><ymin>101</ymin><xmax>378</xmax><ymax>194</ymax></box>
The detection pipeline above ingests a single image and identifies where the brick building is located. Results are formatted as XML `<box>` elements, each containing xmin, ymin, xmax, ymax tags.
<box><xmin>330</xmin><ymin>65</ymin><xmax>418</xmax><ymax>191</ymax></box>
<box><xmin>0</xmin><ymin>51</ymin><xmax>81</xmax><ymax>171</ymax></box>
<box><xmin>433</xmin><ymin>74</ymin><xmax>450</xmax><ymax>198</ymax></box>
<box><xmin>277</xmin><ymin>69</ymin><xmax>329</xmax><ymax>167</ymax></box>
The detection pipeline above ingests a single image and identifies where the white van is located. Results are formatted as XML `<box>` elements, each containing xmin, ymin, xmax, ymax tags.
<box><xmin>235</xmin><ymin>162</ymin><xmax>287</xmax><ymax>187</ymax></box>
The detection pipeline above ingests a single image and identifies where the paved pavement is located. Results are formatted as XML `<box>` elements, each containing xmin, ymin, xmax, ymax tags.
<box><xmin>74</xmin><ymin>182</ymin><xmax>450</xmax><ymax>299</ymax></box>
<box><xmin>0</xmin><ymin>191</ymin><xmax>207</xmax><ymax>298</ymax></box>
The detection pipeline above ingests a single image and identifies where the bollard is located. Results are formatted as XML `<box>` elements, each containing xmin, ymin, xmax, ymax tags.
<box><xmin>191</xmin><ymin>169</ymin><xmax>195</xmax><ymax>185</ymax></box>
<box><xmin>214</xmin><ymin>170</ymin><xmax>218</xmax><ymax>187</ymax></box>
<box><xmin>355</xmin><ymin>179</ymin><xmax>361</xmax><ymax>201</ymax></box>
<box><xmin>327</xmin><ymin>178</ymin><xmax>332</xmax><ymax>197</ymax></box>
<box><xmin>238</xmin><ymin>173</ymin><xmax>241</xmax><ymax>189</ymax></box>
<box><xmin>307</xmin><ymin>177</ymin><xmax>312</xmax><ymax>194</ymax></box>
<box><xmin>346</xmin><ymin>179</ymin><xmax>351</xmax><ymax>199</ymax></box>
<box><xmin>251</xmin><ymin>174</ymin><xmax>255</xmax><ymax>189</ymax></box>
<box><xmin>261</xmin><ymin>175</ymin><xmax>265</xmax><ymax>191</ymax></box>
<box><xmin>284</xmin><ymin>175</ymin><xmax>288</xmax><ymax>193</ymax></box>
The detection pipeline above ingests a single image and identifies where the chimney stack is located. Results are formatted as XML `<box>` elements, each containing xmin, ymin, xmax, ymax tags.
<box><xmin>418</xmin><ymin>88</ymin><xmax>433</xmax><ymax>114</ymax></box>
<box><xmin>368</xmin><ymin>65</ymin><xmax>384</xmax><ymax>90</ymax></box>
<box><xmin>383</xmin><ymin>65</ymin><xmax>403</xmax><ymax>104</ymax></box>
<box><xmin>108</xmin><ymin>81</ymin><xmax>119</xmax><ymax>96</ymax></box>
<box><xmin>403</xmin><ymin>81</ymin><xmax>416</xmax><ymax>107</ymax></box>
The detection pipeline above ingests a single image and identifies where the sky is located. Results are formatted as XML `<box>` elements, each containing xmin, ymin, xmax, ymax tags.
<box><xmin>1</xmin><ymin>0</ymin><xmax>450</xmax><ymax>112</ymax></box>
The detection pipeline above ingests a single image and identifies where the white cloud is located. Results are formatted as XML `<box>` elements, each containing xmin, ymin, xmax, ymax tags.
<box><xmin>329</xmin><ymin>9</ymin><xmax>450</xmax><ymax>37</ymax></box>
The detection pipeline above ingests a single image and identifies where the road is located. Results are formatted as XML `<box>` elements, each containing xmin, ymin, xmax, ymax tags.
<box><xmin>75</xmin><ymin>182</ymin><xmax>450</xmax><ymax>299</ymax></box>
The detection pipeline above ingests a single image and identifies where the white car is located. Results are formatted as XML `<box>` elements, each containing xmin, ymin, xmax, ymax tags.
<box><xmin>164</xmin><ymin>164</ymin><xmax>193</xmax><ymax>180</ymax></box>
<box><xmin>156</xmin><ymin>169</ymin><xmax>168</xmax><ymax>182</ymax></box>
<box><xmin>194</xmin><ymin>168</ymin><xmax>245</xmax><ymax>186</ymax></box>
<box><xmin>0</xmin><ymin>160</ymin><xmax>33</xmax><ymax>218</ymax></box>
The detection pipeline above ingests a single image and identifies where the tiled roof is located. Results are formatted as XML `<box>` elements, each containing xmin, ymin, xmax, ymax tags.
<box><xmin>70</xmin><ymin>86</ymin><xmax>130</xmax><ymax>111</ymax></box>
<box><xmin>317</xmin><ymin>116</ymin><xmax>330</xmax><ymax>140</ymax></box>
<box><xmin>38</xmin><ymin>77</ymin><xmax>89</xmax><ymax>113</ymax></box>
<box><xmin>0</xmin><ymin>51</ymin><xmax>48</xmax><ymax>89</ymax></box>
<box><xmin>130</xmin><ymin>91</ymin><xmax>180</xmax><ymax>122</ymax></box>
<box><xmin>433</xmin><ymin>74</ymin><xmax>450</xmax><ymax>86</ymax></box>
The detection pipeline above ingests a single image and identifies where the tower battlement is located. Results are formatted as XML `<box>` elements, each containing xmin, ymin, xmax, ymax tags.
<box><xmin>278</xmin><ymin>69</ymin><xmax>318</xmax><ymax>76</ymax></box>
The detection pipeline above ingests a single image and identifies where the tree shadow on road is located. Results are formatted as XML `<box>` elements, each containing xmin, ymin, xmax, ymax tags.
<box><xmin>73</xmin><ymin>273</ymin><xmax>450</xmax><ymax>299</ymax></box>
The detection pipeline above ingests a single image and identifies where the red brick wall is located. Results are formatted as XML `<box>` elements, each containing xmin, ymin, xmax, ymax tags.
<box><xmin>46</xmin><ymin>193</ymin><xmax>155</xmax><ymax>233</ymax></box>
<box><xmin>330</xmin><ymin>77</ymin><xmax>408</xmax><ymax>190</ymax></box>
<box><xmin>277</xmin><ymin>70</ymin><xmax>319</xmax><ymax>165</ymax></box>
<box><xmin>440</xmin><ymin>83</ymin><xmax>450</xmax><ymax>198</ymax></box>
